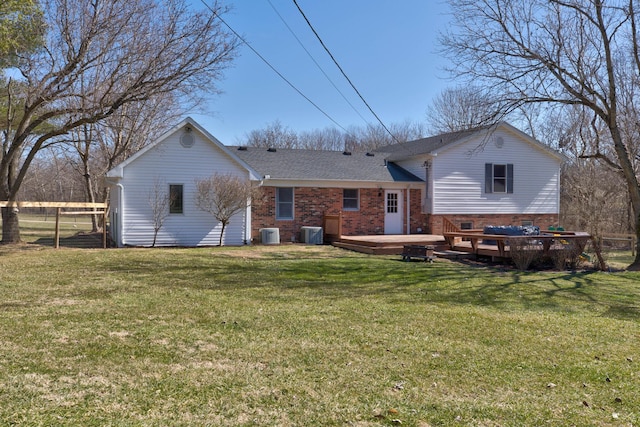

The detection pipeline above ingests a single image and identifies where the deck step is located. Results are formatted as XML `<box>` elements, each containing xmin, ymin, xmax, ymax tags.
<box><xmin>333</xmin><ymin>238</ymin><xmax>449</xmax><ymax>256</ymax></box>
<box><xmin>434</xmin><ymin>250</ymin><xmax>474</xmax><ymax>259</ymax></box>
<box><xmin>332</xmin><ymin>241</ymin><xmax>403</xmax><ymax>255</ymax></box>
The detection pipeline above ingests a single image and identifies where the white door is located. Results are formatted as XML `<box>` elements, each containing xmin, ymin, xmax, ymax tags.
<box><xmin>384</xmin><ymin>190</ymin><xmax>403</xmax><ymax>234</ymax></box>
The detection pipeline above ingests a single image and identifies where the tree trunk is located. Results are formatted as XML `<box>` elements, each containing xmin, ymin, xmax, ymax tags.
<box><xmin>219</xmin><ymin>222</ymin><xmax>226</xmax><ymax>246</ymax></box>
<box><xmin>1</xmin><ymin>206</ymin><xmax>21</xmax><ymax>244</ymax></box>
<box><xmin>629</xmin><ymin>211</ymin><xmax>640</xmax><ymax>271</ymax></box>
<box><xmin>83</xmin><ymin>172</ymin><xmax>100</xmax><ymax>232</ymax></box>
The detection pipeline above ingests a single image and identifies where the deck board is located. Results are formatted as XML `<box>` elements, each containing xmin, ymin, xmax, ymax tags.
<box><xmin>333</xmin><ymin>234</ymin><xmax>446</xmax><ymax>255</ymax></box>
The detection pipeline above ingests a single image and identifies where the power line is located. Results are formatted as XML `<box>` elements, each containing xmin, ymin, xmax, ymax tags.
<box><xmin>266</xmin><ymin>0</ymin><xmax>370</xmax><ymax>127</ymax></box>
<box><xmin>292</xmin><ymin>0</ymin><xmax>401</xmax><ymax>144</ymax></box>
<box><xmin>199</xmin><ymin>0</ymin><xmax>351</xmax><ymax>134</ymax></box>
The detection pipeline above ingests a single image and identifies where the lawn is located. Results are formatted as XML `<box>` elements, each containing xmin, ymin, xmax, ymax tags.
<box><xmin>0</xmin><ymin>244</ymin><xmax>638</xmax><ymax>426</ymax></box>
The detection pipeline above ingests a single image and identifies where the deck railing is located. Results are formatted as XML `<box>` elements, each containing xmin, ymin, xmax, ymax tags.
<box><xmin>323</xmin><ymin>212</ymin><xmax>342</xmax><ymax>242</ymax></box>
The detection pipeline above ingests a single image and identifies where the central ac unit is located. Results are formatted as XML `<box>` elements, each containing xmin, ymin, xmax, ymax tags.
<box><xmin>260</xmin><ymin>228</ymin><xmax>280</xmax><ymax>245</ymax></box>
<box><xmin>300</xmin><ymin>226</ymin><xmax>323</xmax><ymax>245</ymax></box>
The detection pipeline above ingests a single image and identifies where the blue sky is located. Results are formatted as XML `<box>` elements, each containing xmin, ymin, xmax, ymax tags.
<box><xmin>191</xmin><ymin>1</ymin><xmax>453</xmax><ymax>144</ymax></box>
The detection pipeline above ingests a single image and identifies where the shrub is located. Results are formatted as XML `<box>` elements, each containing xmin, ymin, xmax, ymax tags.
<box><xmin>509</xmin><ymin>237</ymin><xmax>541</xmax><ymax>271</ymax></box>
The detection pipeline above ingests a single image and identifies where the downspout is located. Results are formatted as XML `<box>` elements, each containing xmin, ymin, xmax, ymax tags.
<box><xmin>116</xmin><ymin>183</ymin><xmax>124</xmax><ymax>247</ymax></box>
<box><xmin>406</xmin><ymin>185</ymin><xmax>411</xmax><ymax>235</ymax></box>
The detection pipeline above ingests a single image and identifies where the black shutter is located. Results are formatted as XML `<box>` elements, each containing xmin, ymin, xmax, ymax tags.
<box><xmin>507</xmin><ymin>164</ymin><xmax>514</xmax><ymax>193</ymax></box>
<box><xmin>485</xmin><ymin>163</ymin><xmax>493</xmax><ymax>193</ymax></box>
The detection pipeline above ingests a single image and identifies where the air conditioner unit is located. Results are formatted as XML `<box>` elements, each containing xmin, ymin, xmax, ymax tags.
<box><xmin>300</xmin><ymin>226</ymin><xmax>323</xmax><ymax>245</ymax></box>
<box><xmin>260</xmin><ymin>228</ymin><xmax>280</xmax><ymax>245</ymax></box>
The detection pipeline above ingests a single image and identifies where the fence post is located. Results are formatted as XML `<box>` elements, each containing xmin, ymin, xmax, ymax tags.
<box><xmin>54</xmin><ymin>207</ymin><xmax>61</xmax><ymax>249</ymax></box>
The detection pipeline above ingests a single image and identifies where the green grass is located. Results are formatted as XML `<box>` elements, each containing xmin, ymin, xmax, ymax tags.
<box><xmin>0</xmin><ymin>245</ymin><xmax>638</xmax><ymax>426</ymax></box>
<box><xmin>2</xmin><ymin>213</ymin><xmax>98</xmax><ymax>247</ymax></box>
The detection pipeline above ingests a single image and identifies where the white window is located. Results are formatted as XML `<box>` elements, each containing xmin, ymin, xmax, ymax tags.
<box><xmin>485</xmin><ymin>163</ymin><xmax>514</xmax><ymax>193</ymax></box>
<box><xmin>343</xmin><ymin>189</ymin><xmax>359</xmax><ymax>210</ymax></box>
<box><xmin>276</xmin><ymin>187</ymin><xmax>294</xmax><ymax>220</ymax></box>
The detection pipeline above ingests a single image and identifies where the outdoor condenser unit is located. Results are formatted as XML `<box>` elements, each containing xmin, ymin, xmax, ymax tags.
<box><xmin>300</xmin><ymin>226</ymin><xmax>323</xmax><ymax>245</ymax></box>
<box><xmin>260</xmin><ymin>228</ymin><xmax>280</xmax><ymax>245</ymax></box>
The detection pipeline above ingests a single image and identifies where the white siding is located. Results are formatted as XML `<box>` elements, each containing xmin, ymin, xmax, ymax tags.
<box><xmin>116</xmin><ymin>129</ymin><xmax>250</xmax><ymax>247</ymax></box>
<box><xmin>432</xmin><ymin>129</ymin><xmax>561</xmax><ymax>214</ymax></box>
<box><xmin>395</xmin><ymin>156</ymin><xmax>428</xmax><ymax>180</ymax></box>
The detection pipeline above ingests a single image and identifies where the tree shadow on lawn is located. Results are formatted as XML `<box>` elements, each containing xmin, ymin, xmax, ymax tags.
<box><xmin>97</xmin><ymin>250</ymin><xmax>640</xmax><ymax>321</ymax></box>
<box><xmin>421</xmin><ymin>260</ymin><xmax>640</xmax><ymax>321</ymax></box>
<box><xmin>32</xmin><ymin>232</ymin><xmax>104</xmax><ymax>249</ymax></box>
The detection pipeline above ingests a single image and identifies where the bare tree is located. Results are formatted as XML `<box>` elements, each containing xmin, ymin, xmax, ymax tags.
<box><xmin>442</xmin><ymin>0</ymin><xmax>640</xmax><ymax>269</ymax></box>
<box><xmin>243</xmin><ymin>120</ymin><xmax>425</xmax><ymax>152</ymax></box>
<box><xmin>194</xmin><ymin>173</ymin><xmax>262</xmax><ymax>246</ymax></box>
<box><xmin>147</xmin><ymin>178</ymin><xmax>171</xmax><ymax>248</ymax></box>
<box><xmin>65</xmin><ymin>94</ymin><xmax>185</xmax><ymax>231</ymax></box>
<box><xmin>562</xmin><ymin>160</ymin><xmax>626</xmax><ymax>270</ymax></box>
<box><xmin>244</xmin><ymin>120</ymin><xmax>299</xmax><ymax>149</ymax></box>
<box><xmin>0</xmin><ymin>0</ymin><xmax>239</xmax><ymax>244</ymax></box>
<box><xmin>426</xmin><ymin>86</ymin><xmax>501</xmax><ymax>134</ymax></box>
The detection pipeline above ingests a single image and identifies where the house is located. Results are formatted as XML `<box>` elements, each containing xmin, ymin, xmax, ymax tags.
<box><xmin>106</xmin><ymin>118</ymin><xmax>564</xmax><ymax>247</ymax></box>
<box><xmin>375</xmin><ymin>122</ymin><xmax>565</xmax><ymax>235</ymax></box>
<box><xmin>105</xmin><ymin>118</ymin><xmax>261</xmax><ymax>247</ymax></box>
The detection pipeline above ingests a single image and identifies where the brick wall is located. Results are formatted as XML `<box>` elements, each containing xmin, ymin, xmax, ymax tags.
<box><xmin>252</xmin><ymin>186</ymin><xmax>558</xmax><ymax>242</ymax></box>
<box><xmin>427</xmin><ymin>213</ymin><xmax>560</xmax><ymax>235</ymax></box>
<box><xmin>252</xmin><ymin>186</ymin><xmax>422</xmax><ymax>242</ymax></box>
<box><xmin>409</xmin><ymin>189</ymin><xmax>427</xmax><ymax>233</ymax></box>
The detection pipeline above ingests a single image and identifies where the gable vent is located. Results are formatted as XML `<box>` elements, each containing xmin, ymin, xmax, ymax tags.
<box><xmin>180</xmin><ymin>131</ymin><xmax>195</xmax><ymax>148</ymax></box>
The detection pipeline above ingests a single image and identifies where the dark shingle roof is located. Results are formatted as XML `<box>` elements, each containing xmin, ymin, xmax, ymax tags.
<box><xmin>231</xmin><ymin>147</ymin><xmax>422</xmax><ymax>183</ymax></box>
<box><xmin>375</xmin><ymin>126</ymin><xmax>489</xmax><ymax>159</ymax></box>
<box><xmin>376</xmin><ymin>122</ymin><xmax>566</xmax><ymax>162</ymax></box>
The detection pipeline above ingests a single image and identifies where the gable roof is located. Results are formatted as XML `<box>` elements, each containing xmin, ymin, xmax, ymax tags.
<box><xmin>106</xmin><ymin>117</ymin><xmax>261</xmax><ymax>180</ymax></box>
<box><xmin>231</xmin><ymin>146</ymin><xmax>422</xmax><ymax>183</ymax></box>
<box><xmin>377</xmin><ymin>122</ymin><xmax>566</xmax><ymax>162</ymax></box>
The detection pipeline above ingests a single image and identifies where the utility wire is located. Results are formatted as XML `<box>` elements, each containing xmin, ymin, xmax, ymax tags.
<box><xmin>200</xmin><ymin>0</ymin><xmax>351</xmax><ymax>134</ymax></box>
<box><xmin>266</xmin><ymin>0</ymin><xmax>370</xmax><ymax>127</ymax></box>
<box><xmin>292</xmin><ymin>0</ymin><xmax>401</xmax><ymax>144</ymax></box>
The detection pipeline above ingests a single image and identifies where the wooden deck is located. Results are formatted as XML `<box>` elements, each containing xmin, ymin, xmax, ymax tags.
<box><xmin>332</xmin><ymin>234</ymin><xmax>447</xmax><ymax>255</ymax></box>
<box><xmin>443</xmin><ymin>231</ymin><xmax>591</xmax><ymax>261</ymax></box>
<box><xmin>332</xmin><ymin>230</ymin><xmax>591</xmax><ymax>261</ymax></box>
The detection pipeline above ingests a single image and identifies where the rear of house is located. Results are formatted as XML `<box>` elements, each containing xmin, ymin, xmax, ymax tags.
<box><xmin>232</xmin><ymin>147</ymin><xmax>425</xmax><ymax>243</ymax></box>
<box><xmin>381</xmin><ymin>122</ymin><xmax>564</xmax><ymax>235</ymax></box>
<box><xmin>105</xmin><ymin>119</ymin><xmax>563</xmax><ymax>247</ymax></box>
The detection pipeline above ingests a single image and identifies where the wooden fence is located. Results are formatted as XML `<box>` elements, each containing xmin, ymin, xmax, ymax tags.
<box><xmin>0</xmin><ymin>201</ymin><xmax>108</xmax><ymax>249</ymax></box>
<box><xmin>602</xmin><ymin>234</ymin><xmax>637</xmax><ymax>256</ymax></box>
